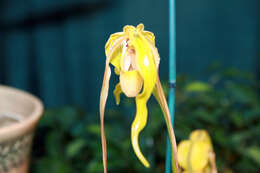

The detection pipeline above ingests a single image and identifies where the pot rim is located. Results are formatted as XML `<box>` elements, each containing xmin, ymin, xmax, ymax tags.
<box><xmin>0</xmin><ymin>85</ymin><xmax>44</xmax><ymax>141</ymax></box>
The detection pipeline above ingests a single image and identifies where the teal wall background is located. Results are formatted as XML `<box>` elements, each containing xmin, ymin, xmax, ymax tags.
<box><xmin>0</xmin><ymin>0</ymin><xmax>259</xmax><ymax>111</ymax></box>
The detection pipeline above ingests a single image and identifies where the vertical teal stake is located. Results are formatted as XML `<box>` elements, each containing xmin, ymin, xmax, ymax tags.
<box><xmin>165</xmin><ymin>0</ymin><xmax>176</xmax><ymax>172</ymax></box>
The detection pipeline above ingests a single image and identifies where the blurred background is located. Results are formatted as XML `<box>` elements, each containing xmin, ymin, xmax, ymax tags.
<box><xmin>0</xmin><ymin>0</ymin><xmax>259</xmax><ymax>172</ymax></box>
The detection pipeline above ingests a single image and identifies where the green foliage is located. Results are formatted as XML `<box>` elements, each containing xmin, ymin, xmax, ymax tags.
<box><xmin>31</xmin><ymin>69</ymin><xmax>260</xmax><ymax>173</ymax></box>
<box><xmin>185</xmin><ymin>81</ymin><xmax>212</xmax><ymax>93</ymax></box>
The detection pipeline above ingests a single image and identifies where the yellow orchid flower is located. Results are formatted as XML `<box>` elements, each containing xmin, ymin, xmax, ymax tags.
<box><xmin>99</xmin><ymin>23</ymin><xmax>179</xmax><ymax>173</ymax></box>
<box><xmin>177</xmin><ymin>130</ymin><xmax>218</xmax><ymax>173</ymax></box>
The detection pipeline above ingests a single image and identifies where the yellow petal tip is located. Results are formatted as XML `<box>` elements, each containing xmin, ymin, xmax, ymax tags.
<box><xmin>143</xmin><ymin>161</ymin><xmax>150</xmax><ymax>168</ymax></box>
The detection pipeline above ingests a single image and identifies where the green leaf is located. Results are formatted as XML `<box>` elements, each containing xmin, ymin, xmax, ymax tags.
<box><xmin>86</xmin><ymin>124</ymin><xmax>101</xmax><ymax>136</ymax></box>
<box><xmin>185</xmin><ymin>81</ymin><xmax>212</xmax><ymax>93</ymax></box>
<box><xmin>85</xmin><ymin>160</ymin><xmax>104</xmax><ymax>172</ymax></box>
<box><xmin>34</xmin><ymin>157</ymin><xmax>72</xmax><ymax>173</ymax></box>
<box><xmin>226</xmin><ymin>83</ymin><xmax>258</xmax><ymax>104</ymax></box>
<box><xmin>66</xmin><ymin>139</ymin><xmax>86</xmax><ymax>158</ymax></box>
<box><xmin>230</xmin><ymin>131</ymin><xmax>251</xmax><ymax>145</ymax></box>
<box><xmin>242</xmin><ymin>146</ymin><xmax>260</xmax><ymax>165</ymax></box>
<box><xmin>46</xmin><ymin>131</ymin><xmax>63</xmax><ymax>157</ymax></box>
<box><xmin>244</xmin><ymin>108</ymin><xmax>260</xmax><ymax>124</ymax></box>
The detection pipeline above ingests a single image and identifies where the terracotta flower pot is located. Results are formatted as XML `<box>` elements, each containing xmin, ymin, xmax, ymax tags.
<box><xmin>0</xmin><ymin>85</ymin><xmax>43</xmax><ymax>173</ymax></box>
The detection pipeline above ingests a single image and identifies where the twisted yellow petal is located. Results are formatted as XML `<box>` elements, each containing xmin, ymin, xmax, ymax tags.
<box><xmin>129</xmin><ymin>27</ymin><xmax>157</xmax><ymax>168</ymax></box>
<box><xmin>153</xmin><ymin>75</ymin><xmax>179</xmax><ymax>173</ymax></box>
<box><xmin>99</xmin><ymin>61</ymin><xmax>111</xmax><ymax>173</ymax></box>
<box><xmin>100</xmin><ymin>32</ymin><xmax>126</xmax><ymax>173</ymax></box>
